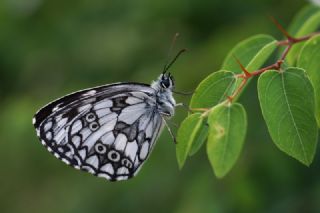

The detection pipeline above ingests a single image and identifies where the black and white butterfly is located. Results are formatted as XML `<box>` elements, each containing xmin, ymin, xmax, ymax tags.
<box><xmin>33</xmin><ymin>67</ymin><xmax>182</xmax><ymax>181</ymax></box>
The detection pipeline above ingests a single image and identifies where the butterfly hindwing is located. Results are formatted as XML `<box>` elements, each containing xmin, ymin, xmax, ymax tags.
<box><xmin>33</xmin><ymin>83</ymin><xmax>164</xmax><ymax>181</ymax></box>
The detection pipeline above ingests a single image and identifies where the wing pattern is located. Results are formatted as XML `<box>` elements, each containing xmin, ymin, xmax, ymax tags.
<box><xmin>33</xmin><ymin>83</ymin><xmax>164</xmax><ymax>181</ymax></box>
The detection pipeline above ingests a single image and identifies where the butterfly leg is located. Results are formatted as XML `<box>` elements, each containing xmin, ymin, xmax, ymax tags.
<box><xmin>166</xmin><ymin>120</ymin><xmax>179</xmax><ymax>128</ymax></box>
<box><xmin>175</xmin><ymin>103</ymin><xmax>192</xmax><ymax>113</ymax></box>
<box><xmin>172</xmin><ymin>90</ymin><xmax>194</xmax><ymax>96</ymax></box>
<box><xmin>161</xmin><ymin>117</ymin><xmax>177</xmax><ymax>144</ymax></box>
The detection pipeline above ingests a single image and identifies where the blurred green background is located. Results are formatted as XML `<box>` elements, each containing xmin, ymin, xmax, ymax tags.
<box><xmin>1</xmin><ymin>0</ymin><xmax>320</xmax><ymax>212</ymax></box>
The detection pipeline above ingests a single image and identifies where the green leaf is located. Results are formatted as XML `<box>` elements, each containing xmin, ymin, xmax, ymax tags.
<box><xmin>190</xmin><ymin>70</ymin><xmax>236</xmax><ymax>109</ymax></box>
<box><xmin>298</xmin><ymin>35</ymin><xmax>320</xmax><ymax>127</ymax></box>
<box><xmin>207</xmin><ymin>103</ymin><xmax>247</xmax><ymax>178</ymax></box>
<box><xmin>221</xmin><ymin>34</ymin><xmax>277</xmax><ymax>101</ymax></box>
<box><xmin>287</xmin><ymin>4</ymin><xmax>320</xmax><ymax>36</ymax></box>
<box><xmin>190</xmin><ymin>35</ymin><xmax>277</xmax><ymax>110</ymax></box>
<box><xmin>222</xmin><ymin>34</ymin><xmax>277</xmax><ymax>74</ymax></box>
<box><xmin>189</xmin><ymin>120</ymin><xmax>208</xmax><ymax>156</ymax></box>
<box><xmin>286</xmin><ymin>11</ymin><xmax>320</xmax><ymax>65</ymax></box>
<box><xmin>176</xmin><ymin>113</ymin><xmax>205</xmax><ymax>169</ymax></box>
<box><xmin>258</xmin><ymin>68</ymin><xmax>318</xmax><ymax>166</ymax></box>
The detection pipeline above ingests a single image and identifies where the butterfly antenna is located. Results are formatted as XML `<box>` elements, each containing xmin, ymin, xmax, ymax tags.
<box><xmin>163</xmin><ymin>33</ymin><xmax>179</xmax><ymax>73</ymax></box>
<box><xmin>163</xmin><ymin>33</ymin><xmax>188</xmax><ymax>73</ymax></box>
<box><xmin>163</xmin><ymin>48</ymin><xmax>187</xmax><ymax>73</ymax></box>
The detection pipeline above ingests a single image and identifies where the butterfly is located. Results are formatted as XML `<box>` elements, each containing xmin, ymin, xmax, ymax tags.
<box><xmin>32</xmin><ymin>48</ymin><xmax>186</xmax><ymax>181</ymax></box>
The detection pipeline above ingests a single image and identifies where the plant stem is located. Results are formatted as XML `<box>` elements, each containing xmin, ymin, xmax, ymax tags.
<box><xmin>227</xmin><ymin>28</ymin><xmax>320</xmax><ymax>103</ymax></box>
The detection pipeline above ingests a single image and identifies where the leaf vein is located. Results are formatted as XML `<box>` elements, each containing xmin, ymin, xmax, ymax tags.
<box><xmin>281</xmin><ymin>73</ymin><xmax>308</xmax><ymax>163</ymax></box>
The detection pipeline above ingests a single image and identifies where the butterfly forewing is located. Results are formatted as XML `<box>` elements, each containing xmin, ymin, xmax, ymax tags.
<box><xmin>33</xmin><ymin>83</ymin><xmax>164</xmax><ymax>181</ymax></box>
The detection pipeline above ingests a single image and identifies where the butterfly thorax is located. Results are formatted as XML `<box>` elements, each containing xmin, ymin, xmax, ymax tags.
<box><xmin>151</xmin><ymin>73</ymin><xmax>176</xmax><ymax>117</ymax></box>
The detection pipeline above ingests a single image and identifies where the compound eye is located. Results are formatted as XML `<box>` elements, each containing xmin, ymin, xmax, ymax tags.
<box><xmin>161</xmin><ymin>78</ymin><xmax>170</xmax><ymax>88</ymax></box>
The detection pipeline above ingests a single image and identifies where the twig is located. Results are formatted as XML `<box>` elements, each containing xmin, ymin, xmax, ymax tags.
<box><xmin>226</xmin><ymin>17</ymin><xmax>320</xmax><ymax>103</ymax></box>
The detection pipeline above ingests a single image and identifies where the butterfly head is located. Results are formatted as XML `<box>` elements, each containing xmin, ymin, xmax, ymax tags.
<box><xmin>151</xmin><ymin>72</ymin><xmax>175</xmax><ymax>92</ymax></box>
<box><xmin>160</xmin><ymin>72</ymin><xmax>175</xmax><ymax>90</ymax></box>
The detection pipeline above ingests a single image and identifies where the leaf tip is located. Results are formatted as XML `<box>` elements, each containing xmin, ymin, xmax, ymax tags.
<box><xmin>215</xmin><ymin>171</ymin><xmax>227</xmax><ymax>179</ymax></box>
<box><xmin>177</xmin><ymin>158</ymin><xmax>186</xmax><ymax>170</ymax></box>
<box><xmin>299</xmin><ymin>157</ymin><xmax>313</xmax><ymax>167</ymax></box>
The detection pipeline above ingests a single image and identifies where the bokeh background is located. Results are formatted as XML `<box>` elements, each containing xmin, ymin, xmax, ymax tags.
<box><xmin>1</xmin><ymin>0</ymin><xmax>319</xmax><ymax>212</ymax></box>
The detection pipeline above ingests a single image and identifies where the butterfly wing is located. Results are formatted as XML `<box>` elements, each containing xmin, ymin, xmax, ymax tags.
<box><xmin>33</xmin><ymin>83</ymin><xmax>164</xmax><ymax>181</ymax></box>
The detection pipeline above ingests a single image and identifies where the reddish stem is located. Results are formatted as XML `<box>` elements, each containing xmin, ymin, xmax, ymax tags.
<box><xmin>228</xmin><ymin>78</ymin><xmax>247</xmax><ymax>102</ymax></box>
<box><xmin>280</xmin><ymin>45</ymin><xmax>292</xmax><ymax>61</ymax></box>
<box><xmin>269</xmin><ymin>16</ymin><xmax>294</xmax><ymax>40</ymax></box>
<box><xmin>227</xmin><ymin>18</ymin><xmax>320</xmax><ymax>103</ymax></box>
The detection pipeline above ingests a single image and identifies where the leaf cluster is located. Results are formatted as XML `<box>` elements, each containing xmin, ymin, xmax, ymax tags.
<box><xmin>176</xmin><ymin>4</ymin><xmax>320</xmax><ymax>178</ymax></box>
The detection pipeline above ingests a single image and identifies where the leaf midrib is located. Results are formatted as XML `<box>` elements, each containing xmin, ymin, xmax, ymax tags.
<box><xmin>281</xmin><ymin>72</ymin><xmax>308</xmax><ymax>163</ymax></box>
<box><xmin>192</xmin><ymin>75</ymin><xmax>234</xmax><ymax>107</ymax></box>
<box><xmin>220</xmin><ymin>106</ymin><xmax>231</xmax><ymax>170</ymax></box>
